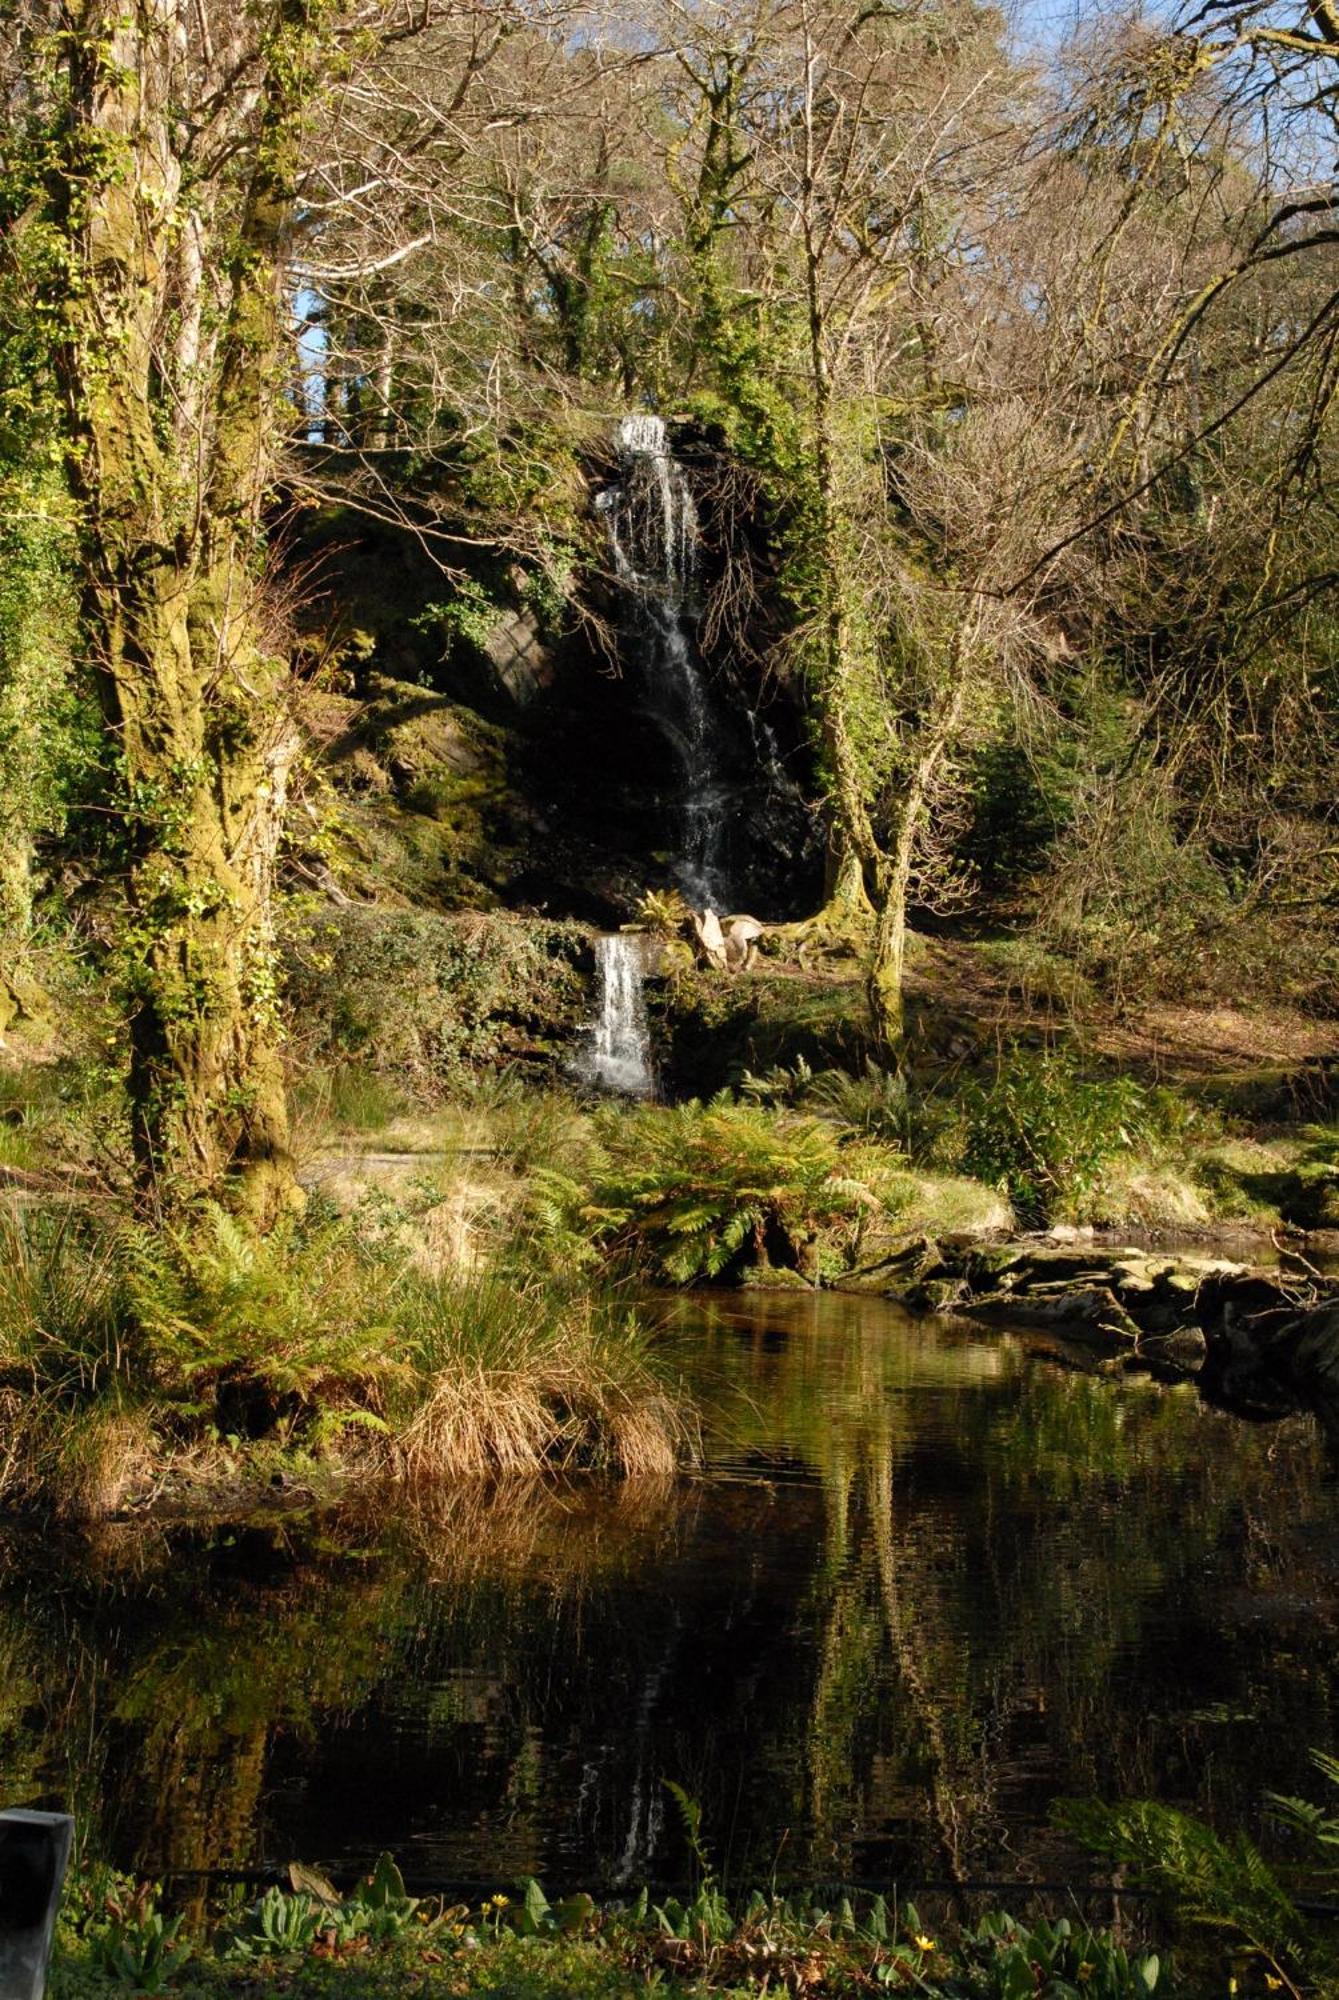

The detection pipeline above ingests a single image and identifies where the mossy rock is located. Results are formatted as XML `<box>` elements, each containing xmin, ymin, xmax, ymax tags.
<box><xmin>0</xmin><ymin>967</ymin><xmax>55</xmax><ymax>1048</ymax></box>
<box><xmin>650</xmin><ymin>968</ymin><xmax>868</xmax><ymax>1095</ymax></box>
<box><xmin>1283</xmin><ymin>1160</ymin><xmax>1339</xmax><ymax>1229</ymax></box>
<box><xmin>304</xmin><ymin>679</ymin><xmax>542</xmax><ymax>909</ymax></box>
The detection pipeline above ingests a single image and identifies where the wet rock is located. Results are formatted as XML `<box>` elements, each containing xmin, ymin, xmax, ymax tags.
<box><xmin>907</xmin><ymin>1276</ymin><xmax>969</xmax><ymax>1312</ymax></box>
<box><xmin>1136</xmin><ymin>1326</ymin><xmax>1208</xmax><ymax>1371</ymax></box>
<box><xmin>484</xmin><ymin>607</ymin><xmax>554</xmax><ymax>707</ymax></box>
<box><xmin>962</xmin><ymin>1284</ymin><xmax>1142</xmax><ymax>1345</ymax></box>
<box><xmin>834</xmin><ymin>1234</ymin><xmax>947</xmax><ymax>1296</ymax></box>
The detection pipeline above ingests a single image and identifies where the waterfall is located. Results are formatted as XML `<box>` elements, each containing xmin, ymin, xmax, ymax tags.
<box><xmin>576</xmin><ymin>934</ymin><xmax>654</xmax><ymax>1097</ymax></box>
<box><xmin>599</xmin><ymin>414</ymin><xmax>729</xmax><ymax>907</ymax></box>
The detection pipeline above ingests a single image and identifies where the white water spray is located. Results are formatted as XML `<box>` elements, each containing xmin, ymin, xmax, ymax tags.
<box><xmin>599</xmin><ymin>413</ymin><xmax>728</xmax><ymax>906</ymax></box>
<box><xmin>576</xmin><ymin>934</ymin><xmax>655</xmax><ymax>1098</ymax></box>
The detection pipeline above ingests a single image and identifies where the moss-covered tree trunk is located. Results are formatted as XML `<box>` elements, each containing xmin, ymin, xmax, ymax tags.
<box><xmin>50</xmin><ymin>0</ymin><xmax>322</xmax><ymax>1222</ymax></box>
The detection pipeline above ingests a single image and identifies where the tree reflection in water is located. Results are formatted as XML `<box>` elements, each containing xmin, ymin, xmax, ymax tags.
<box><xmin>0</xmin><ymin>1294</ymin><xmax>1336</xmax><ymax>1899</ymax></box>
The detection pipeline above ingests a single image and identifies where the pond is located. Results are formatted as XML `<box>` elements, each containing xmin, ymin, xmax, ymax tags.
<box><xmin>2</xmin><ymin>1293</ymin><xmax>1337</xmax><ymax>1901</ymax></box>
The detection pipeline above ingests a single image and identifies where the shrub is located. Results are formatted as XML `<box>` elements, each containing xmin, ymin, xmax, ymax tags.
<box><xmin>953</xmin><ymin>1049</ymin><xmax>1151</xmax><ymax>1226</ymax></box>
<box><xmin>283</xmin><ymin>908</ymin><xmax>589</xmax><ymax>1094</ymax></box>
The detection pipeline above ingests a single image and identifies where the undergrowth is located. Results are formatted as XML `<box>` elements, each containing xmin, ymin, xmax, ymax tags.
<box><xmin>49</xmin><ymin>1856</ymin><xmax>1170</xmax><ymax>2000</ymax></box>
<box><xmin>531</xmin><ymin>1095</ymin><xmax>898</xmax><ymax>1283</ymax></box>
<box><xmin>0</xmin><ymin>1197</ymin><xmax>691</xmax><ymax>1517</ymax></box>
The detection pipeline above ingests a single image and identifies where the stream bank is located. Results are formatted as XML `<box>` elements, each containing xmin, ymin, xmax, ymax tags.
<box><xmin>838</xmin><ymin>1234</ymin><xmax>1339</xmax><ymax>1427</ymax></box>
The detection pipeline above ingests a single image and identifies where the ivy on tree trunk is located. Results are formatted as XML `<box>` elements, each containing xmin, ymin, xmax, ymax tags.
<box><xmin>48</xmin><ymin>0</ymin><xmax>334</xmax><ymax>1223</ymax></box>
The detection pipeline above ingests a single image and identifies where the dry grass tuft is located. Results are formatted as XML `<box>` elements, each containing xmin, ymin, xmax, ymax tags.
<box><xmin>390</xmin><ymin>1274</ymin><xmax>696</xmax><ymax>1482</ymax></box>
<box><xmin>0</xmin><ymin>1197</ymin><xmax>695</xmax><ymax>1516</ymax></box>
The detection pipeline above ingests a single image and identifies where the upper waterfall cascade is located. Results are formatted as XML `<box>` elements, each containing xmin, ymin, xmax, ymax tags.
<box><xmin>598</xmin><ymin>413</ymin><xmax>728</xmax><ymax>908</ymax></box>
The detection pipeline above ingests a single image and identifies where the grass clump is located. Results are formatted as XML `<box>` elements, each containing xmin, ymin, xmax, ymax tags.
<box><xmin>0</xmin><ymin>1196</ymin><xmax>692</xmax><ymax>1518</ymax></box>
<box><xmin>391</xmin><ymin>1271</ymin><xmax>691</xmax><ymax>1478</ymax></box>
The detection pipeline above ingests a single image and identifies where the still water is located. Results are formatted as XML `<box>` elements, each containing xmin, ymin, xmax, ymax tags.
<box><xmin>2</xmin><ymin>1293</ymin><xmax>1337</xmax><ymax>1896</ymax></box>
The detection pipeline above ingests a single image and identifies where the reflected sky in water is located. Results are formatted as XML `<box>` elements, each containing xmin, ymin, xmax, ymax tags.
<box><xmin>2</xmin><ymin>1292</ymin><xmax>1337</xmax><ymax>1896</ymax></box>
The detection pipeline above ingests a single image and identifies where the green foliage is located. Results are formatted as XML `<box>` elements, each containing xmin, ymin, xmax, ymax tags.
<box><xmin>1281</xmin><ymin>1129</ymin><xmax>1339</xmax><ymax>1229</ymax></box>
<box><xmin>535</xmin><ymin>1097</ymin><xmax>889</xmax><ymax>1283</ymax></box>
<box><xmin>1057</xmin><ymin>1796</ymin><xmax>1318</xmax><ymax>1990</ymax></box>
<box><xmin>976</xmin><ymin>940</ymin><xmax>1097</xmax><ymax>1017</ymax></box>
<box><xmin>0</xmin><ymin>465</ymin><xmax>83</xmax><ymax>938</ymax></box>
<box><xmin>283</xmin><ymin>909</ymin><xmax>589</xmax><ymax>1094</ymax></box>
<box><xmin>86</xmin><ymin>1909</ymin><xmax>191</xmax><ymax>1993</ymax></box>
<box><xmin>953</xmin><ymin>1050</ymin><xmax>1151</xmax><ymax>1226</ymax></box>
<box><xmin>962</xmin><ymin>742</ymin><xmax>1069</xmax><ymax>891</ymax></box>
<box><xmin>126</xmin><ymin>1203</ymin><xmax>405</xmax><ymax>1413</ymax></box>
<box><xmin>413</xmin><ymin>577</ymin><xmax>500</xmax><ymax>654</ymax></box>
<box><xmin>227</xmin><ymin>1885</ymin><xmax>329</xmax><ymax>1960</ymax></box>
<box><xmin>228</xmin><ymin>1858</ymin><xmax>421</xmax><ymax>1961</ymax></box>
<box><xmin>0</xmin><ymin>1193</ymin><xmax>688</xmax><ymax>1506</ymax></box>
<box><xmin>1270</xmin><ymin>1749</ymin><xmax>1339</xmax><ymax>1859</ymax></box>
<box><xmin>960</xmin><ymin>1911</ymin><xmax>1161</xmax><ymax>2000</ymax></box>
<box><xmin>635</xmin><ymin>887</ymin><xmax>694</xmax><ymax>938</ymax></box>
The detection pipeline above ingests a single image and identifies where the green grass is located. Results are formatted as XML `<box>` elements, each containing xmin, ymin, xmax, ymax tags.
<box><xmin>0</xmin><ymin>1197</ymin><xmax>693</xmax><ymax>1517</ymax></box>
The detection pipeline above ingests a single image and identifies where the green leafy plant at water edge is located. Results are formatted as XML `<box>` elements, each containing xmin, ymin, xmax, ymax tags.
<box><xmin>1271</xmin><ymin>1750</ymin><xmax>1339</xmax><ymax>1859</ymax></box>
<box><xmin>1057</xmin><ymin>1771</ymin><xmax>1339</xmax><ymax>1996</ymax></box>
<box><xmin>81</xmin><ymin>1882</ymin><xmax>191</xmax><ymax>1994</ymax></box>
<box><xmin>534</xmin><ymin>1096</ymin><xmax>890</xmax><ymax>1282</ymax></box>
<box><xmin>962</xmin><ymin>1911</ymin><xmax>1160</xmax><ymax>2000</ymax></box>
<box><xmin>635</xmin><ymin>887</ymin><xmax>694</xmax><ymax>938</ymax></box>
<box><xmin>954</xmin><ymin>1049</ymin><xmax>1150</xmax><ymax>1225</ymax></box>
<box><xmin>49</xmin><ymin>1852</ymin><xmax>1177</xmax><ymax>1998</ymax></box>
<box><xmin>226</xmin><ymin>1886</ymin><xmax>330</xmax><ymax>1960</ymax></box>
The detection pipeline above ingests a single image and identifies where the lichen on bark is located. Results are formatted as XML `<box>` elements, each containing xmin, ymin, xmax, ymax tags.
<box><xmin>45</xmin><ymin>0</ymin><xmax>337</xmax><ymax>1223</ymax></box>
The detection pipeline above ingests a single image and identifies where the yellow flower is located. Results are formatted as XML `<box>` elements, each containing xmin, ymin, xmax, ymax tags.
<box><xmin>1229</xmin><ymin>1982</ymin><xmax>1239</xmax><ymax>1995</ymax></box>
<box><xmin>490</xmin><ymin>1893</ymin><xmax>510</xmax><ymax>1909</ymax></box>
<box><xmin>1266</xmin><ymin>1981</ymin><xmax>1284</xmax><ymax>1993</ymax></box>
<box><xmin>914</xmin><ymin>1935</ymin><xmax>937</xmax><ymax>1953</ymax></box>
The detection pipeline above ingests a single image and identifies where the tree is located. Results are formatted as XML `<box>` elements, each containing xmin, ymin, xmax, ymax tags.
<box><xmin>18</xmin><ymin>0</ymin><xmax>533</xmax><ymax>1219</ymax></box>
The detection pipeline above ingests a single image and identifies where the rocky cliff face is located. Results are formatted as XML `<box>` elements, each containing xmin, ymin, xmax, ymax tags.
<box><xmin>288</xmin><ymin>441</ymin><xmax>819</xmax><ymax>928</ymax></box>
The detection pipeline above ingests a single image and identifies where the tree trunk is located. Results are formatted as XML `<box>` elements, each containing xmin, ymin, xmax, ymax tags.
<box><xmin>52</xmin><ymin>0</ymin><xmax>316</xmax><ymax>1224</ymax></box>
<box><xmin>867</xmin><ymin>824</ymin><xmax>916</xmax><ymax>1050</ymax></box>
<box><xmin>866</xmin><ymin>659</ymin><xmax>970</xmax><ymax>1054</ymax></box>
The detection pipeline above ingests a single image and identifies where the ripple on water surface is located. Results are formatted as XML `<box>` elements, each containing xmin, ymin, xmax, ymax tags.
<box><xmin>2</xmin><ymin>1291</ymin><xmax>1336</xmax><ymax>1895</ymax></box>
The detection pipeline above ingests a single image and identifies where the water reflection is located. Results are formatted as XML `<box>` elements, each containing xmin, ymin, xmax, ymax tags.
<box><xmin>2</xmin><ymin>1295</ymin><xmax>1337</xmax><ymax>1896</ymax></box>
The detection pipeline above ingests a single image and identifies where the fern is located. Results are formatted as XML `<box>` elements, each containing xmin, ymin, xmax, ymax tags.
<box><xmin>1270</xmin><ymin>1749</ymin><xmax>1339</xmax><ymax>1862</ymax></box>
<box><xmin>527</xmin><ymin>1100</ymin><xmax>892</xmax><ymax>1282</ymax></box>
<box><xmin>1057</xmin><ymin>1798</ymin><xmax>1312</xmax><ymax>1990</ymax></box>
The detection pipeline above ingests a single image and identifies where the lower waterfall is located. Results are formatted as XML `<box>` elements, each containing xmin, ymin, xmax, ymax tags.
<box><xmin>576</xmin><ymin>933</ymin><xmax>655</xmax><ymax>1098</ymax></box>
